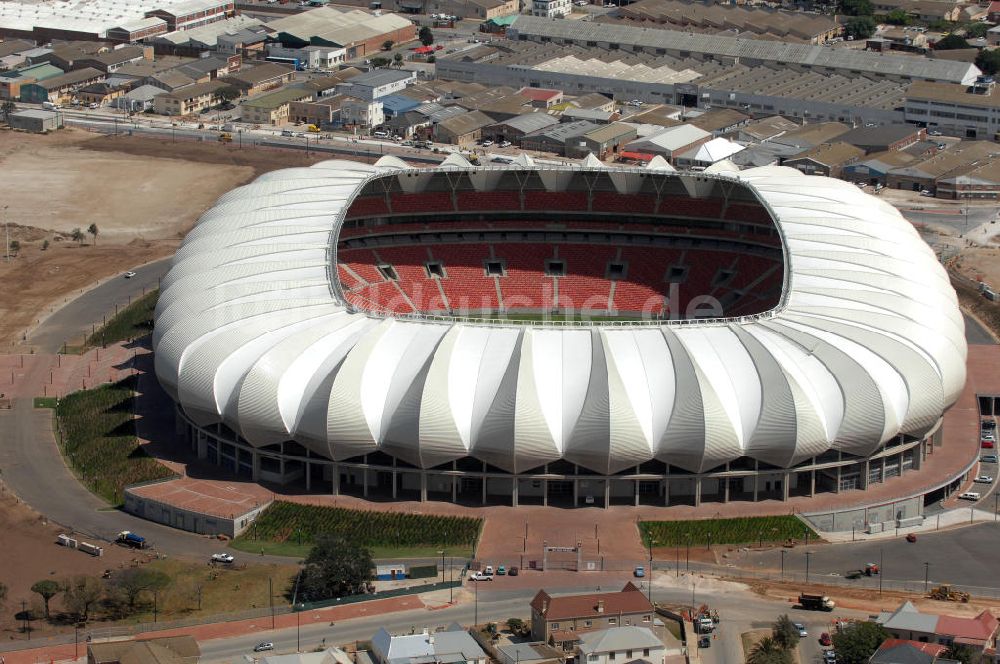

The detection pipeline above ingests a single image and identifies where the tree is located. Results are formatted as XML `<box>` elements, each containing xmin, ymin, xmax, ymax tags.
<box><xmin>965</xmin><ymin>22</ymin><xmax>989</xmax><ymax>38</ymax></box>
<box><xmin>1</xmin><ymin>100</ymin><xmax>15</xmax><ymax>121</ymax></box>
<box><xmin>427</xmin><ymin>55</ymin><xmax>436</xmax><ymax>64</ymax></box>
<box><xmin>831</xmin><ymin>621</ymin><xmax>891</xmax><ymax>664</ymax></box>
<box><xmin>9</xmin><ymin>240</ymin><xmax>19</xmax><ymax>255</ymax></box>
<box><xmin>62</xmin><ymin>576</ymin><xmax>104</xmax><ymax>621</ymax></box>
<box><xmin>747</xmin><ymin>636</ymin><xmax>791</xmax><ymax>664</ymax></box>
<box><xmin>943</xmin><ymin>644</ymin><xmax>981</xmax><ymax>664</ymax></box>
<box><xmin>506</xmin><ymin>617</ymin><xmax>526</xmax><ymax>635</ymax></box>
<box><xmin>419</xmin><ymin>26</ymin><xmax>434</xmax><ymax>46</ymax></box>
<box><xmin>935</xmin><ymin>33</ymin><xmax>970</xmax><ymax>50</ymax></box>
<box><xmin>297</xmin><ymin>535</ymin><xmax>374</xmax><ymax>602</ymax></box>
<box><xmin>87</xmin><ymin>223</ymin><xmax>98</xmax><ymax>246</ymax></box>
<box><xmin>31</xmin><ymin>580</ymin><xmax>61</xmax><ymax>619</ymax></box>
<box><xmin>111</xmin><ymin>568</ymin><xmax>171</xmax><ymax>610</ymax></box>
<box><xmin>883</xmin><ymin>9</ymin><xmax>910</xmax><ymax>24</ymax></box>
<box><xmin>41</xmin><ymin>239</ymin><xmax>49</xmax><ymax>251</ymax></box>
<box><xmin>839</xmin><ymin>0</ymin><xmax>873</xmax><ymax>15</ymax></box>
<box><xmin>218</xmin><ymin>86</ymin><xmax>241</xmax><ymax>103</ymax></box>
<box><xmin>70</xmin><ymin>228</ymin><xmax>84</xmax><ymax>246</ymax></box>
<box><xmin>772</xmin><ymin>614</ymin><xmax>800</xmax><ymax>651</ymax></box>
<box><xmin>393</xmin><ymin>52</ymin><xmax>403</xmax><ymax>68</ymax></box>
<box><xmin>976</xmin><ymin>48</ymin><xmax>1000</xmax><ymax>75</ymax></box>
<box><xmin>844</xmin><ymin>16</ymin><xmax>877</xmax><ymax>39</ymax></box>
<box><xmin>382</xmin><ymin>39</ymin><xmax>394</xmax><ymax>51</ymax></box>
<box><xmin>369</xmin><ymin>57</ymin><xmax>390</xmax><ymax>68</ymax></box>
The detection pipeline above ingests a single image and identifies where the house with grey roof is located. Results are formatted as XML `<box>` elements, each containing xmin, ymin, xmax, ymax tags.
<box><xmin>876</xmin><ymin>602</ymin><xmax>942</xmax><ymax>643</ymax></box>
<box><xmin>622</xmin><ymin>124</ymin><xmax>712</xmax><ymax>162</ymax></box>
<box><xmin>336</xmin><ymin>69</ymin><xmax>416</xmax><ymax>101</ymax></box>
<box><xmin>111</xmin><ymin>84</ymin><xmax>168</xmax><ymax>112</ymax></box>
<box><xmin>521</xmin><ymin>120</ymin><xmax>598</xmax><ymax>154</ymax></box>
<box><xmin>576</xmin><ymin>626</ymin><xmax>665</xmax><ymax>664</ymax></box>
<box><xmin>371</xmin><ymin>627</ymin><xmax>487</xmax><ymax>664</ymax></box>
<box><xmin>488</xmin><ymin>112</ymin><xmax>560</xmax><ymax>142</ymax></box>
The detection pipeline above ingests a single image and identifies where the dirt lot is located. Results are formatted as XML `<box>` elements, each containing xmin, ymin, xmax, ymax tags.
<box><xmin>0</xmin><ymin>129</ymin><xmax>339</xmax><ymax>347</ymax></box>
<box><xmin>0</xmin><ymin>485</ymin><xmax>138</xmax><ymax>639</ymax></box>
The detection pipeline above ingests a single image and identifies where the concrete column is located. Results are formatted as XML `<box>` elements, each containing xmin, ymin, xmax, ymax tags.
<box><xmin>913</xmin><ymin>445</ymin><xmax>922</xmax><ymax>471</ymax></box>
<box><xmin>694</xmin><ymin>478</ymin><xmax>702</xmax><ymax>507</ymax></box>
<box><xmin>664</xmin><ymin>478</ymin><xmax>670</xmax><ymax>507</ymax></box>
<box><xmin>305</xmin><ymin>462</ymin><xmax>311</xmax><ymax>491</ymax></box>
<box><xmin>542</xmin><ymin>479</ymin><xmax>548</xmax><ymax>507</ymax></box>
<box><xmin>810</xmin><ymin>469</ymin><xmax>816</xmax><ymax>496</ymax></box>
<box><xmin>753</xmin><ymin>461</ymin><xmax>759</xmax><ymax>502</ymax></box>
<box><xmin>481</xmin><ymin>475</ymin><xmax>487</xmax><ymax>506</ymax></box>
<box><xmin>573</xmin><ymin>478</ymin><xmax>579</xmax><ymax>507</ymax></box>
<box><xmin>835</xmin><ymin>464</ymin><xmax>842</xmax><ymax>493</ymax></box>
<box><xmin>392</xmin><ymin>470</ymin><xmax>398</xmax><ymax>499</ymax></box>
<box><xmin>332</xmin><ymin>462</ymin><xmax>340</xmax><ymax>495</ymax></box>
<box><xmin>252</xmin><ymin>452</ymin><xmax>261</xmax><ymax>482</ymax></box>
<box><xmin>279</xmin><ymin>457</ymin><xmax>286</xmax><ymax>482</ymax></box>
<box><xmin>197</xmin><ymin>431</ymin><xmax>207</xmax><ymax>460</ymax></box>
<box><xmin>603</xmin><ymin>478</ymin><xmax>610</xmax><ymax>508</ymax></box>
<box><xmin>881</xmin><ymin>456</ymin><xmax>888</xmax><ymax>483</ymax></box>
<box><xmin>452</xmin><ymin>475</ymin><xmax>457</xmax><ymax>503</ymax></box>
<box><xmin>860</xmin><ymin>460</ymin><xmax>870</xmax><ymax>489</ymax></box>
<box><xmin>782</xmin><ymin>472</ymin><xmax>790</xmax><ymax>501</ymax></box>
<box><xmin>723</xmin><ymin>476</ymin><xmax>730</xmax><ymax>503</ymax></box>
<box><xmin>634</xmin><ymin>480</ymin><xmax>640</xmax><ymax>507</ymax></box>
<box><xmin>363</xmin><ymin>468</ymin><xmax>369</xmax><ymax>497</ymax></box>
<box><xmin>420</xmin><ymin>472</ymin><xmax>427</xmax><ymax>502</ymax></box>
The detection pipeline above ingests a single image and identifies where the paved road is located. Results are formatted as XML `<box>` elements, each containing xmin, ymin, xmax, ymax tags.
<box><xmin>964</xmin><ymin>313</ymin><xmax>996</xmax><ymax>345</ymax></box>
<box><xmin>28</xmin><ymin>258</ymin><xmax>170</xmax><ymax>353</ymax></box>
<box><xmin>198</xmin><ymin>579</ymin><xmax>867</xmax><ymax>663</ymax></box>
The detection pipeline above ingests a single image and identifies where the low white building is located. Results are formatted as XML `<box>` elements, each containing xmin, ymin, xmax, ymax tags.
<box><xmin>371</xmin><ymin>626</ymin><xmax>487</xmax><ymax>664</ymax></box>
<box><xmin>532</xmin><ymin>0</ymin><xmax>571</xmax><ymax>17</ymax></box>
<box><xmin>576</xmin><ymin>626</ymin><xmax>665</xmax><ymax>664</ymax></box>
<box><xmin>342</xmin><ymin>97</ymin><xmax>385</xmax><ymax>128</ymax></box>
<box><xmin>336</xmin><ymin>69</ymin><xmax>415</xmax><ymax>100</ymax></box>
<box><xmin>266</xmin><ymin>44</ymin><xmax>347</xmax><ymax>70</ymax></box>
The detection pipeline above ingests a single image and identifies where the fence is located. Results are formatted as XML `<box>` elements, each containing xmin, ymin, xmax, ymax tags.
<box><xmin>295</xmin><ymin>578</ymin><xmax>465</xmax><ymax>612</ymax></box>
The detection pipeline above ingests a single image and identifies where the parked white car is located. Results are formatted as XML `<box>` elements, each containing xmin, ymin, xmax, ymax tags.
<box><xmin>211</xmin><ymin>553</ymin><xmax>235</xmax><ymax>564</ymax></box>
<box><xmin>959</xmin><ymin>492</ymin><xmax>981</xmax><ymax>501</ymax></box>
<box><xmin>974</xmin><ymin>475</ymin><xmax>994</xmax><ymax>484</ymax></box>
<box><xmin>469</xmin><ymin>572</ymin><xmax>494</xmax><ymax>581</ymax></box>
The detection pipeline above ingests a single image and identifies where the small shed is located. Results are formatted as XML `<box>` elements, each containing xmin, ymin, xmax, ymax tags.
<box><xmin>376</xmin><ymin>563</ymin><xmax>407</xmax><ymax>580</ymax></box>
<box><xmin>9</xmin><ymin>109</ymin><xmax>62</xmax><ymax>133</ymax></box>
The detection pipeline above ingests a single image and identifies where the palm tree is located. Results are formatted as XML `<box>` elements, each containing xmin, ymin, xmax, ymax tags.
<box><xmin>1</xmin><ymin>100</ymin><xmax>15</xmax><ymax>122</ymax></box>
<box><xmin>747</xmin><ymin>636</ymin><xmax>790</xmax><ymax>664</ymax></box>
<box><xmin>87</xmin><ymin>223</ymin><xmax>99</xmax><ymax>245</ymax></box>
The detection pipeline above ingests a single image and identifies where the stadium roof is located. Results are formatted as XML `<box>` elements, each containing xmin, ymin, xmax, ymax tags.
<box><xmin>153</xmin><ymin>158</ymin><xmax>966</xmax><ymax>474</ymax></box>
<box><xmin>508</xmin><ymin>15</ymin><xmax>981</xmax><ymax>84</ymax></box>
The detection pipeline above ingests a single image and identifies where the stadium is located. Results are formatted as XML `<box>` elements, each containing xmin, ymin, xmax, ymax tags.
<box><xmin>153</xmin><ymin>155</ymin><xmax>967</xmax><ymax>508</ymax></box>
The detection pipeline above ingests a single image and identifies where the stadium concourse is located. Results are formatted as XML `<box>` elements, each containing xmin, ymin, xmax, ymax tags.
<box><xmin>148</xmin><ymin>154</ymin><xmax>967</xmax><ymax>526</ymax></box>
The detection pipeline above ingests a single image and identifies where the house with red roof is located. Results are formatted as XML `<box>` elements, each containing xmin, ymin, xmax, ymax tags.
<box><xmin>517</xmin><ymin>87</ymin><xmax>564</xmax><ymax>108</ymax></box>
<box><xmin>529</xmin><ymin>583</ymin><xmax>655</xmax><ymax>645</ymax></box>
<box><xmin>870</xmin><ymin>638</ymin><xmax>948</xmax><ymax>664</ymax></box>
<box><xmin>877</xmin><ymin>602</ymin><xmax>999</xmax><ymax>656</ymax></box>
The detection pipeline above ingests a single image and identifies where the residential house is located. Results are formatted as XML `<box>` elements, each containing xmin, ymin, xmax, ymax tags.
<box><xmin>300</xmin><ymin>69</ymin><xmax>363</xmax><ymax>98</ymax></box>
<box><xmin>435</xmin><ymin>110</ymin><xmax>495</xmax><ymax>144</ymax></box>
<box><xmin>783</xmin><ymin>142</ymin><xmax>865</xmax><ymax>177</ymax></box>
<box><xmin>876</xmin><ymin>601</ymin><xmax>1000</xmax><ymax>652</ymax></box>
<box><xmin>686</xmin><ymin>108</ymin><xmax>751</xmax><ymax>137</ymax></box>
<box><xmin>488</xmin><ymin>113</ymin><xmax>560</xmax><ymax>142</ymax></box>
<box><xmin>222</xmin><ymin>62</ymin><xmax>294</xmax><ymax>96</ymax></box>
<box><xmin>87</xmin><ymin>635</ymin><xmax>200</xmax><ymax>664</ymax></box>
<box><xmin>529</xmin><ymin>583</ymin><xmax>655</xmax><ymax>644</ymax></box>
<box><xmin>936</xmin><ymin>159</ymin><xmax>1000</xmax><ymax>200</ymax></box>
<box><xmin>521</xmin><ymin>120</ymin><xmax>599</xmax><ymax>155</ymax></box>
<box><xmin>622</xmin><ymin>125</ymin><xmax>712</xmax><ymax>163</ymax></box>
<box><xmin>887</xmin><ymin>141</ymin><xmax>999</xmax><ymax>192</ymax></box>
<box><xmin>259</xmin><ymin>646</ymin><xmax>355</xmax><ymax>664</ymax></box>
<box><xmin>371</xmin><ymin>626</ymin><xmax>487</xmax><ymax>664</ymax></box>
<box><xmin>146</xmin><ymin>70</ymin><xmax>198</xmax><ymax>92</ymax></box>
<box><xmin>738</xmin><ymin>115</ymin><xmax>799</xmax><ymax>143</ymax></box>
<box><xmin>341</xmin><ymin>96</ymin><xmax>385</xmax><ymax>128</ymax></box>
<box><xmin>770</xmin><ymin>121</ymin><xmax>851</xmax><ymax>150</ymax></box>
<box><xmin>496</xmin><ymin>642</ymin><xmax>564</xmax><ymax>664</ymax></box>
<box><xmin>289</xmin><ymin>94</ymin><xmax>348</xmax><ymax>126</ymax></box>
<box><xmin>565</xmin><ymin>122</ymin><xmax>637</xmax><ymax>159</ymax></box>
<box><xmin>869</xmin><ymin>639</ymin><xmax>948</xmax><ymax>664</ymax></box>
<box><xmin>517</xmin><ymin>87</ymin><xmax>564</xmax><ymax>108</ymax></box>
<box><xmin>842</xmin><ymin>150</ymin><xmax>919</xmax><ymax>186</ymax></box>
<box><xmin>576</xmin><ymin>626</ymin><xmax>665</xmax><ymax>664</ymax></box>
<box><xmin>111</xmin><ymin>83</ymin><xmax>167</xmax><ymax>112</ymax></box>
<box><xmin>19</xmin><ymin>67</ymin><xmax>104</xmax><ymax>103</ymax></box>
<box><xmin>0</xmin><ymin>63</ymin><xmax>64</xmax><ymax>100</ymax></box>
<box><xmin>241</xmin><ymin>87</ymin><xmax>314</xmax><ymax>125</ymax></box>
<box><xmin>153</xmin><ymin>79</ymin><xmax>226</xmax><ymax>115</ymax></box>
<box><xmin>335</xmin><ymin>69</ymin><xmax>416</xmax><ymax>101</ymax></box>
<box><xmin>267</xmin><ymin>43</ymin><xmax>346</xmax><ymax>70</ymax></box>
<box><xmin>570</xmin><ymin>92</ymin><xmax>616</xmax><ymax>113</ymax></box>
<box><xmin>76</xmin><ymin>82</ymin><xmax>127</xmax><ymax>106</ymax></box>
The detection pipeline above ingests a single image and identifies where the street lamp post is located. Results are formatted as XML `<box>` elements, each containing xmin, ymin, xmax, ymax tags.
<box><xmin>449</xmin><ymin>555</ymin><xmax>453</xmax><ymax>604</ymax></box>
<box><xmin>805</xmin><ymin>551</ymin><xmax>812</xmax><ymax>583</ymax></box>
<box><xmin>780</xmin><ymin>550</ymin><xmax>786</xmax><ymax>580</ymax></box>
<box><xmin>879</xmin><ymin>548</ymin><xmax>884</xmax><ymax>596</ymax></box>
<box><xmin>924</xmin><ymin>562</ymin><xmax>930</xmax><ymax>594</ymax></box>
<box><xmin>474</xmin><ymin>575</ymin><xmax>479</xmax><ymax>627</ymax></box>
<box><xmin>647</xmin><ymin>538</ymin><xmax>656</xmax><ymax>605</ymax></box>
<box><xmin>439</xmin><ymin>550</ymin><xmax>445</xmax><ymax>585</ymax></box>
<box><xmin>675</xmin><ymin>543</ymin><xmax>679</xmax><ymax>578</ymax></box>
<box><xmin>685</xmin><ymin>534</ymin><xmax>690</xmax><ymax>572</ymax></box>
<box><xmin>297</xmin><ymin>608</ymin><xmax>301</xmax><ymax>652</ymax></box>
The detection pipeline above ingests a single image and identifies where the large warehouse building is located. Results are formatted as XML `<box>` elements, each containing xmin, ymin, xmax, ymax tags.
<box><xmin>153</xmin><ymin>158</ymin><xmax>966</xmax><ymax>510</ymax></box>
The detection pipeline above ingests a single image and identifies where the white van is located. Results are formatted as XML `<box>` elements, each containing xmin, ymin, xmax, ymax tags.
<box><xmin>373</xmin><ymin>130</ymin><xmax>389</xmax><ymax>139</ymax></box>
<box><xmin>42</xmin><ymin>101</ymin><xmax>59</xmax><ymax>110</ymax></box>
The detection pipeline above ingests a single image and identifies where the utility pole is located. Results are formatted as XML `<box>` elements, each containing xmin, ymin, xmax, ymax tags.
<box><xmin>879</xmin><ymin>548</ymin><xmax>883</xmax><ymax>596</ymax></box>
<box><xmin>269</xmin><ymin>577</ymin><xmax>275</xmax><ymax>629</ymax></box>
<box><xmin>805</xmin><ymin>551</ymin><xmax>812</xmax><ymax>583</ymax></box>
<box><xmin>3</xmin><ymin>205</ymin><xmax>9</xmax><ymax>263</ymax></box>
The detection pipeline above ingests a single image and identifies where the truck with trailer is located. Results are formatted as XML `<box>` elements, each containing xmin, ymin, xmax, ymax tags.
<box><xmin>116</xmin><ymin>531</ymin><xmax>148</xmax><ymax>549</ymax></box>
<box><xmin>798</xmin><ymin>593</ymin><xmax>835</xmax><ymax>611</ymax></box>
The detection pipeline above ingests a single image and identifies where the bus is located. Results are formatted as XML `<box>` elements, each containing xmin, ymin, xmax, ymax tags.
<box><xmin>265</xmin><ymin>56</ymin><xmax>305</xmax><ymax>71</ymax></box>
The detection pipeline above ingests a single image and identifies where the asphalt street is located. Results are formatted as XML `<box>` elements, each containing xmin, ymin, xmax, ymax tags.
<box><xmin>28</xmin><ymin>257</ymin><xmax>170</xmax><ymax>353</ymax></box>
<box><xmin>197</xmin><ymin>579</ymin><xmax>867</xmax><ymax>663</ymax></box>
<box><xmin>965</xmin><ymin>313</ymin><xmax>996</xmax><ymax>345</ymax></box>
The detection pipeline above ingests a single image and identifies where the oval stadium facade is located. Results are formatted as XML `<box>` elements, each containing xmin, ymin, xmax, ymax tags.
<box><xmin>153</xmin><ymin>157</ymin><xmax>966</xmax><ymax>507</ymax></box>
